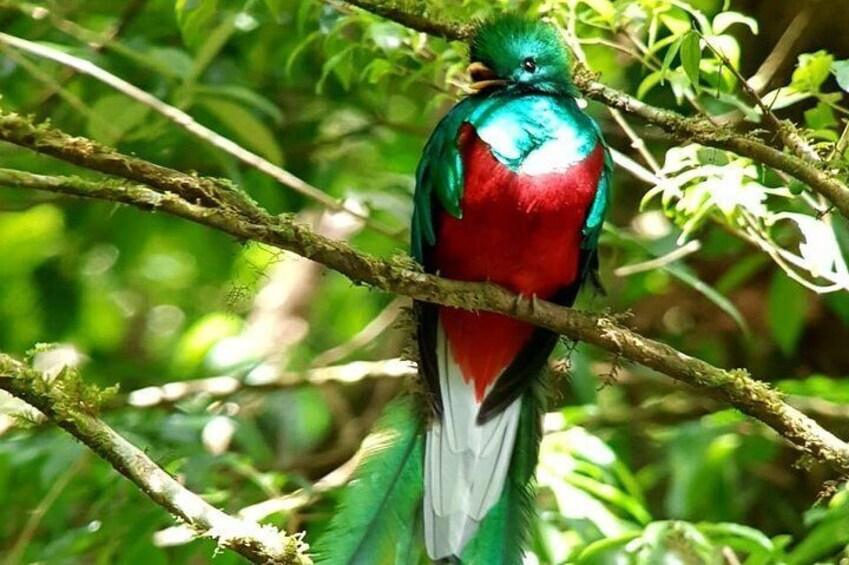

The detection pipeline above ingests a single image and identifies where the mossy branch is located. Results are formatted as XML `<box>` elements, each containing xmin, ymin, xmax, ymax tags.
<box><xmin>340</xmin><ymin>0</ymin><xmax>849</xmax><ymax>219</ymax></box>
<box><xmin>0</xmin><ymin>113</ymin><xmax>848</xmax><ymax>476</ymax></box>
<box><xmin>0</xmin><ymin>353</ymin><xmax>312</xmax><ymax>565</ymax></box>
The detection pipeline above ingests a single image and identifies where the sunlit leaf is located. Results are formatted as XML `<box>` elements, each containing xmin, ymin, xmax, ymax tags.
<box><xmin>172</xmin><ymin>312</ymin><xmax>243</xmax><ymax>375</ymax></box>
<box><xmin>831</xmin><ymin>59</ymin><xmax>849</xmax><ymax>92</ymax></box>
<box><xmin>791</xmin><ymin>50</ymin><xmax>834</xmax><ymax>93</ymax></box>
<box><xmin>637</xmin><ymin>70</ymin><xmax>665</xmax><ymax>99</ymax></box>
<box><xmin>761</xmin><ymin>86</ymin><xmax>813</xmax><ymax>110</ymax></box>
<box><xmin>661</xmin><ymin>34</ymin><xmax>685</xmax><ymax>81</ymax></box>
<box><xmin>659</xmin><ymin>12</ymin><xmax>692</xmax><ymax>36</ymax></box>
<box><xmin>712</xmin><ymin>12</ymin><xmax>759</xmax><ymax>35</ymax></box>
<box><xmin>579</xmin><ymin>0</ymin><xmax>617</xmax><ymax>23</ymax></box>
<box><xmin>0</xmin><ymin>204</ymin><xmax>64</xmax><ymax>277</ymax></box>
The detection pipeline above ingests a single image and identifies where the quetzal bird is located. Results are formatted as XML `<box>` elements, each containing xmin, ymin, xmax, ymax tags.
<box><xmin>315</xmin><ymin>15</ymin><xmax>610</xmax><ymax>565</ymax></box>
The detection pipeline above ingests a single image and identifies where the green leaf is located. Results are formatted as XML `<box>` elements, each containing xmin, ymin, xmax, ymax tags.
<box><xmin>637</xmin><ymin>70</ymin><xmax>665</xmax><ymax>99</ymax></box>
<box><xmin>761</xmin><ymin>86</ymin><xmax>813</xmax><ymax>110</ymax></box>
<box><xmin>175</xmin><ymin>0</ymin><xmax>219</xmax><ymax>49</ymax></box>
<box><xmin>661</xmin><ymin>34</ymin><xmax>685</xmax><ymax>81</ymax></box>
<box><xmin>767</xmin><ymin>272</ymin><xmax>809</xmax><ymax>356</ymax></box>
<box><xmin>680</xmin><ymin>31</ymin><xmax>702</xmax><ymax>88</ymax></box>
<box><xmin>566</xmin><ymin>473</ymin><xmax>652</xmax><ymax>526</ymax></box>
<box><xmin>87</xmin><ymin>94</ymin><xmax>150</xmax><ymax>146</ymax></box>
<box><xmin>659</xmin><ymin>13</ymin><xmax>692</xmax><ymax>36</ymax></box>
<box><xmin>317</xmin><ymin>45</ymin><xmax>357</xmax><ymax>94</ymax></box>
<box><xmin>712</xmin><ymin>12</ymin><xmax>759</xmax><ymax>35</ymax></box>
<box><xmin>579</xmin><ymin>0</ymin><xmax>617</xmax><ymax>23</ymax></box>
<box><xmin>697</xmin><ymin>522</ymin><xmax>774</xmax><ymax>556</ymax></box>
<box><xmin>831</xmin><ymin>59</ymin><xmax>849</xmax><ymax>92</ymax></box>
<box><xmin>791</xmin><ymin>50</ymin><xmax>834</xmax><ymax>94</ymax></box>
<box><xmin>577</xmin><ymin>532</ymin><xmax>641</xmax><ymax>562</ymax></box>
<box><xmin>0</xmin><ymin>204</ymin><xmax>64</xmax><ymax>277</ymax></box>
<box><xmin>131</xmin><ymin>46</ymin><xmax>194</xmax><ymax>78</ymax></box>
<box><xmin>606</xmin><ymin>227</ymin><xmax>749</xmax><ymax>333</ymax></box>
<box><xmin>172</xmin><ymin>312</ymin><xmax>243</xmax><ymax>375</ymax></box>
<box><xmin>715</xmin><ymin>254</ymin><xmax>769</xmax><ymax>294</ymax></box>
<box><xmin>804</xmin><ymin>102</ymin><xmax>837</xmax><ymax>130</ymax></box>
<box><xmin>198</xmin><ymin>97</ymin><xmax>284</xmax><ymax>164</ymax></box>
<box><xmin>261</xmin><ymin>0</ymin><xmax>281</xmax><ymax>21</ymax></box>
<box><xmin>361</xmin><ymin>58</ymin><xmax>393</xmax><ymax>84</ymax></box>
<box><xmin>666</xmin><ymin>263</ymin><xmax>750</xmax><ymax>335</ymax></box>
<box><xmin>634</xmin><ymin>522</ymin><xmax>719</xmax><ymax>565</ymax></box>
<box><xmin>187</xmin><ymin>12</ymin><xmax>237</xmax><ymax>84</ymax></box>
<box><xmin>786</xmin><ymin>514</ymin><xmax>849</xmax><ymax>565</ymax></box>
<box><xmin>285</xmin><ymin>30</ymin><xmax>322</xmax><ymax>78</ymax></box>
<box><xmin>191</xmin><ymin>84</ymin><xmax>283</xmax><ymax>124</ymax></box>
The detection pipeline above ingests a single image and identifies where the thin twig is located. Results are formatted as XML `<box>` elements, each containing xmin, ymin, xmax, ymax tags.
<box><xmin>614</xmin><ymin>240</ymin><xmax>702</xmax><ymax>277</ymax></box>
<box><xmin>748</xmin><ymin>8</ymin><xmax>811</xmax><ymax>94</ymax></box>
<box><xmin>700</xmin><ymin>34</ymin><xmax>820</xmax><ymax>163</ymax></box>
<box><xmin>311</xmin><ymin>298</ymin><xmax>406</xmax><ymax>367</ymax></box>
<box><xmin>126</xmin><ymin>358</ymin><xmax>415</xmax><ymax>408</ymax></box>
<box><xmin>609</xmin><ymin>108</ymin><xmax>663</xmax><ymax>174</ymax></box>
<box><xmin>0</xmin><ymin>31</ymin><xmax>400</xmax><ymax>239</ymax></box>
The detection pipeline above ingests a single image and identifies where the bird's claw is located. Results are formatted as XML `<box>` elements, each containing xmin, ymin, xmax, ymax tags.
<box><xmin>513</xmin><ymin>293</ymin><xmax>539</xmax><ymax>315</ymax></box>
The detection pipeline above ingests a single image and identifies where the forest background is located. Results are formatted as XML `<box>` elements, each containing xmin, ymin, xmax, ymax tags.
<box><xmin>2</xmin><ymin>0</ymin><xmax>849</xmax><ymax>563</ymax></box>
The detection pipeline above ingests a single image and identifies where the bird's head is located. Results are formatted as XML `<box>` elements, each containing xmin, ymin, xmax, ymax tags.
<box><xmin>467</xmin><ymin>15</ymin><xmax>577</xmax><ymax>97</ymax></box>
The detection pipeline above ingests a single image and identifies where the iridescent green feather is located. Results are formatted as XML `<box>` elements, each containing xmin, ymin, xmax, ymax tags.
<box><xmin>313</xmin><ymin>398</ymin><xmax>429</xmax><ymax>565</ymax></box>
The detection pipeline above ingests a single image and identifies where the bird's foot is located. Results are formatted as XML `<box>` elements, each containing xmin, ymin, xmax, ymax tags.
<box><xmin>513</xmin><ymin>293</ymin><xmax>539</xmax><ymax>316</ymax></box>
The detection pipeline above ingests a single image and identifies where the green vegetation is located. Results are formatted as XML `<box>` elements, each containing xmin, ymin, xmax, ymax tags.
<box><xmin>1</xmin><ymin>0</ymin><xmax>849</xmax><ymax>563</ymax></box>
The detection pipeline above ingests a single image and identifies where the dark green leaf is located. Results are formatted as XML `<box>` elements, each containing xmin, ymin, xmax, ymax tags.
<box><xmin>680</xmin><ymin>31</ymin><xmax>702</xmax><ymax>88</ymax></box>
<box><xmin>767</xmin><ymin>272</ymin><xmax>809</xmax><ymax>356</ymax></box>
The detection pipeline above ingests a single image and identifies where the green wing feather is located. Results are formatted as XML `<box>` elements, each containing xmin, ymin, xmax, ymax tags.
<box><xmin>582</xmin><ymin>120</ymin><xmax>612</xmax><ymax>251</ymax></box>
<box><xmin>313</xmin><ymin>397</ymin><xmax>428</xmax><ymax>565</ymax></box>
<box><xmin>411</xmin><ymin>97</ymin><xmax>477</xmax><ymax>263</ymax></box>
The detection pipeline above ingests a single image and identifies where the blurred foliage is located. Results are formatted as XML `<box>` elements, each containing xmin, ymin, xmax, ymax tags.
<box><xmin>0</xmin><ymin>0</ymin><xmax>849</xmax><ymax>564</ymax></box>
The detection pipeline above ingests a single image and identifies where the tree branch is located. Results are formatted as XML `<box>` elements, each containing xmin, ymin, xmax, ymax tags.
<box><xmin>0</xmin><ymin>354</ymin><xmax>311</xmax><ymax>565</ymax></box>
<box><xmin>125</xmin><ymin>358</ymin><xmax>414</xmax><ymax>408</ymax></box>
<box><xmin>0</xmin><ymin>119</ymin><xmax>848</xmax><ymax>475</ymax></box>
<box><xmin>339</xmin><ymin>0</ymin><xmax>849</xmax><ymax>219</ymax></box>
<box><xmin>334</xmin><ymin>0</ymin><xmax>475</xmax><ymax>40</ymax></box>
<box><xmin>0</xmin><ymin>30</ymin><xmax>400</xmax><ymax>238</ymax></box>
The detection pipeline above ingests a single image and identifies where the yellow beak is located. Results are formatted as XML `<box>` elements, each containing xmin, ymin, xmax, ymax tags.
<box><xmin>466</xmin><ymin>61</ymin><xmax>507</xmax><ymax>92</ymax></box>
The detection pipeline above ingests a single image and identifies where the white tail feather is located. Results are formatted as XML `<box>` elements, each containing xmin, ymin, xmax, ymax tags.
<box><xmin>423</xmin><ymin>324</ymin><xmax>522</xmax><ymax>560</ymax></box>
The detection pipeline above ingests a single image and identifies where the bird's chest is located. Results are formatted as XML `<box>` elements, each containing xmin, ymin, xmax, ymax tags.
<box><xmin>434</xmin><ymin>127</ymin><xmax>603</xmax><ymax>296</ymax></box>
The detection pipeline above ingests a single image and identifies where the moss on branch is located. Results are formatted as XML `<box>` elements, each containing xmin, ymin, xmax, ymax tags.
<box><xmin>0</xmin><ymin>352</ymin><xmax>311</xmax><ymax>565</ymax></box>
<box><xmin>1</xmin><ymin>158</ymin><xmax>848</xmax><ymax>475</ymax></box>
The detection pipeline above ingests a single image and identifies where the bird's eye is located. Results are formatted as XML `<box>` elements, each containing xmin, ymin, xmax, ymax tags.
<box><xmin>523</xmin><ymin>57</ymin><xmax>537</xmax><ymax>73</ymax></box>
